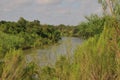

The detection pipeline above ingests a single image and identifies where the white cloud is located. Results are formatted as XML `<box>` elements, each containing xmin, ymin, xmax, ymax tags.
<box><xmin>0</xmin><ymin>0</ymin><xmax>62</xmax><ymax>12</ymax></box>
<box><xmin>65</xmin><ymin>0</ymin><xmax>79</xmax><ymax>2</ymax></box>
<box><xmin>36</xmin><ymin>0</ymin><xmax>62</xmax><ymax>5</ymax></box>
<box><xmin>0</xmin><ymin>0</ymin><xmax>31</xmax><ymax>12</ymax></box>
<box><xmin>0</xmin><ymin>0</ymin><xmax>103</xmax><ymax>25</ymax></box>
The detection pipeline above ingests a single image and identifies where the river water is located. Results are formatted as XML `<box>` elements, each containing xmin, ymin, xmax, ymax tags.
<box><xmin>25</xmin><ymin>37</ymin><xmax>83</xmax><ymax>66</ymax></box>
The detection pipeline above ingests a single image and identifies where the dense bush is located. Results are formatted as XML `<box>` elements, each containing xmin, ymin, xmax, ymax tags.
<box><xmin>0</xmin><ymin>17</ymin><xmax>61</xmax><ymax>50</ymax></box>
<box><xmin>0</xmin><ymin>32</ymin><xmax>24</xmax><ymax>57</ymax></box>
<box><xmin>74</xmin><ymin>15</ymin><xmax>107</xmax><ymax>39</ymax></box>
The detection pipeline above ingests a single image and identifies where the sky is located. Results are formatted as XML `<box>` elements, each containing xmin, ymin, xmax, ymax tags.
<box><xmin>0</xmin><ymin>0</ymin><xmax>103</xmax><ymax>25</ymax></box>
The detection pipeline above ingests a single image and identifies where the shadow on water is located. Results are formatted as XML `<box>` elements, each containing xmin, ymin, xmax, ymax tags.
<box><xmin>24</xmin><ymin>37</ymin><xmax>83</xmax><ymax>66</ymax></box>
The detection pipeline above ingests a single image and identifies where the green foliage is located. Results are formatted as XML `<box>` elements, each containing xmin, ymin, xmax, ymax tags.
<box><xmin>40</xmin><ymin>66</ymin><xmax>56</xmax><ymax>80</ymax></box>
<box><xmin>57</xmin><ymin>24</ymin><xmax>75</xmax><ymax>37</ymax></box>
<box><xmin>74</xmin><ymin>15</ymin><xmax>110</xmax><ymax>39</ymax></box>
<box><xmin>0</xmin><ymin>31</ymin><xmax>24</xmax><ymax>56</ymax></box>
<box><xmin>0</xmin><ymin>17</ymin><xmax>61</xmax><ymax>50</ymax></box>
<box><xmin>0</xmin><ymin>17</ymin><xmax>62</xmax><ymax>79</ymax></box>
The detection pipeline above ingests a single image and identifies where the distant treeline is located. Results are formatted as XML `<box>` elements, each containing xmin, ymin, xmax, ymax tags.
<box><xmin>0</xmin><ymin>17</ymin><xmax>62</xmax><ymax>55</ymax></box>
<box><xmin>56</xmin><ymin>14</ymin><xmax>107</xmax><ymax>39</ymax></box>
<box><xmin>0</xmin><ymin>15</ymin><xmax>108</xmax><ymax>55</ymax></box>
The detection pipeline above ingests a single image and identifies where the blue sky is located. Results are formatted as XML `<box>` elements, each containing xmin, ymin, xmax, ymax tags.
<box><xmin>0</xmin><ymin>0</ymin><xmax>102</xmax><ymax>25</ymax></box>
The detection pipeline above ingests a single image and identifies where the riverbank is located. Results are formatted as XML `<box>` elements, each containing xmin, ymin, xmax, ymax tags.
<box><xmin>0</xmin><ymin>18</ymin><xmax>61</xmax><ymax>55</ymax></box>
<box><xmin>24</xmin><ymin>37</ymin><xmax>83</xmax><ymax>66</ymax></box>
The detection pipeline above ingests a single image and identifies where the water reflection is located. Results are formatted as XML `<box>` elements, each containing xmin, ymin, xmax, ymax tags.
<box><xmin>25</xmin><ymin>37</ymin><xmax>83</xmax><ymax>66</ymax></box>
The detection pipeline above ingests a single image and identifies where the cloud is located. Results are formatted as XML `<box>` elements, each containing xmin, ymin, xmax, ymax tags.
<box><xmin>36</xmin><ymin>0</ymin><xmax>62</xmax><ymax>5</ymax></box>
<box><xmin>65</xmin><ymin>0</ymin><xmax>79</xmax><ymax>3</ymax></box>
<box><xmin>0</xmin><ymin>0</ymin><xmax>62</xmax><ymax>12</ymax></box>
<box><xmin>0</xmin><ymin>0</ymin><xmax>103</xmax><ymax>25</ymax></box>
<box><xmin>57</xmin><ymin>8</ymin><xmax>70</xmax><ymax>14</ymax></box>
<box><xmin>0</xmin><ymin>0</ymin><xmax>31</xmax><ymax>12</ymax></box>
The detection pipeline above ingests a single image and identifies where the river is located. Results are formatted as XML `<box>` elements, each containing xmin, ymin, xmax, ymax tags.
<box><xmin>25</xmin><ymin>37</ymin><xmax>83</xmax><ymax>66</ymax></box>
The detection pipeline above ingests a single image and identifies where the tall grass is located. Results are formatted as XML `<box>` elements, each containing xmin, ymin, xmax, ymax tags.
<box><xmin>38</xmin><ymin>17</ymin><xmax>120</xmax><ymax>80</ymax></box>
<box><xmin>0</xmin><ymin>50</ymin><xmax>40</xmax><ymax>80</ymax></box>
<box><xmin>72</xmin><ymin>18</ymin><xmax>120</xmax><ymax>80</ymax></box>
